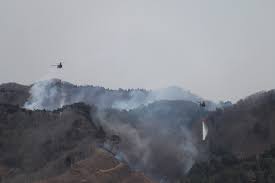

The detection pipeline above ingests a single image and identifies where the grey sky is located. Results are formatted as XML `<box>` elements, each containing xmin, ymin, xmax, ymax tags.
<box><xmin>0</xmin><ymin>0</ymin><xmax>274</xmax><ymax>102</ymax></box>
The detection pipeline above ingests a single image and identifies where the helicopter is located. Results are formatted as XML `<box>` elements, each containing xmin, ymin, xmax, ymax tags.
<box><xmin>198</xmin><ymin>101</ymin><xmax>206</xmax><ymax>108</ymax></box>
<box><xmin>52</xmin><ymin>62</ymin><xmax>63</xmax><ymax>69</ymax></box>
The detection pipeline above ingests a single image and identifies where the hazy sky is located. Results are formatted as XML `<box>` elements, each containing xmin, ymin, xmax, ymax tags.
<box><xmin>0</xmin><ymin>0</ymin><xmax>275</xmax><ymax>102</ymax></box>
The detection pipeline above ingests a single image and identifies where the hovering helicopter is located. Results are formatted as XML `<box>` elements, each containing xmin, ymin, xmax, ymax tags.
<box><xmin>52</xmin><ymin>62</ymin><xmax>63</xmax><ymax>69</ymax></box>
<box><xmin>198</xmin><ymin>101</ymin><xmax>206</xmax><ymax>108</ymax></box>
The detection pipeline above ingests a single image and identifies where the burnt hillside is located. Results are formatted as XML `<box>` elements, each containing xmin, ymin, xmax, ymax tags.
<box><xmin>182</xmin><ymin>90</ymin><xmax>275</xmax><ymax>183</ymax></box>
<box><xmin>181</xmin><ymin>146</ymin><xmax>275</xmax><ymax>183</ymax></box>
<box><xmin>0</xmin><ymin>103</ymin><xmax>153</xmax><ymax>183</ymax></box>
<box><xmin>206</xmin><ymin>90</ymin><xmax>275</xmax><ymax>158</ymax></box>
<box><xmin>1</xmin><ymin>81</ymin><xmax>275</xmax><ymax>183</ymax></box>
<box><xmin>0</xmin><ymin>83</ymin><xmax>30</xmax><ymax>106</ymax></box>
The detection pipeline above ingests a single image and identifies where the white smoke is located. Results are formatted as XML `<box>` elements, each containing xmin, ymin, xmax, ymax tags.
<box><xmin>23</xmin><ymin>79</ymin><xmax>209</xmax><ymax>181</ymax></box>
<box><xmin>24</xmin><ymin>79</ymin><xmax>64</xmax><ymax>110</ymax></box>
<box><xmin>96</xmin><ymin>107</ymin><xmax>198</xmax><ymax>181</ymax></box>
<box><xmin>24</xmin><ymin>79</ymin><xmax>69</xmax><ymax>110</ymax></box>
<box><xmin>112</xmin><ymin>89</ymin><xmax>153</xmax><ymax>110</ymax></box>
<box><xmin>24</xmin><ymin>79</ymin><xmax>216</xmax><ymax>111</ymax></box>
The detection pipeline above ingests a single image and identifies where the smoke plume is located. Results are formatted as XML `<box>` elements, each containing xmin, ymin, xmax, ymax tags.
<box><xmin>24</xmin><ymin>79</ymin><xmax>209</xmax><ymax>181</ymax></box>
<box><xmin>97</xmin><ymin>106</ymin><xmax>199</xmax><ymax>180</ymax></box>
<box><xmin>24</xmin><ymin>79</ymin><xmax>214</xmax><ymax>111</ymax></box>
